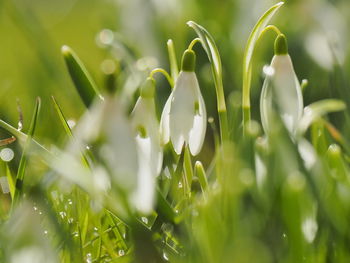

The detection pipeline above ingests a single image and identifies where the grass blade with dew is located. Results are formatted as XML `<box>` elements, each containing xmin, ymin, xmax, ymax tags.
<box><xmin>242</xmin><ymin>2</ymin><xmax>284</xmax><ymax>131</ymax></box>
<box><xmin>187</xmin><ymin>21</ymin><xmax>228</xmax><ymax>142</ymax></box>
<box><xmin>62</xmin><ymin>45</ymin><xmax>104</xmax><ymax>108</ymax></box>
<box><xmin>51</xmin><ymin>96</ymin><xmax>90</xmax><ymax>167</ymax></box>
<box><xmin>11</xmin><ymin>97</ymin><xmax>41</xmax><ymax>209</ymax></box>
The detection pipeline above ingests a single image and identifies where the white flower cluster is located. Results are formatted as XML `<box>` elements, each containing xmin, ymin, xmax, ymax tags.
<box><xmin>59</xmin><ymin>48</ymin><xmax>207</xmax><ymax>215</ymax></box>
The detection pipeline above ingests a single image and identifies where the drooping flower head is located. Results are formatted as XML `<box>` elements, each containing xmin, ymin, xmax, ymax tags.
<box><xmin>260</xmin><ymin>34</ymin><xmax>304</xmax><ymax>136</ymax></box>
<box><xmin>130</xmin><ymin>77</ymin><xmax>163</xmax><ymax>214</ymax></box>
<box><xmin>160</xmin><ymin>49</ymin><xmax>207</xmax><ymax>155</ymax></box>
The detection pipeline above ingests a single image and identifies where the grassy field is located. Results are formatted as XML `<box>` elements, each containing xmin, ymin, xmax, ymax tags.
<box><xmin>1</xmin><ymin>0</ymin><xmax>350</xmax><ymax>262</ymax></box>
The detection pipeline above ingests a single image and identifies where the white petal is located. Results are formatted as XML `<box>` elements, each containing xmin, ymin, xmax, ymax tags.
<box><xmin>260</xmin><ymin>55</ymin><xmax>303</xmax><ymax>136</ymax></box>
<box><xmin>189</xmin><ymin>91</ymin><xmax>206</xmax><ymax>155</ymax></box>
<box><xmin>255</xmin><ymin>152</ymin><xmax>267</xmax><ymax>189</ymax></box>
<box><xmin>170</xmin><ymin>71</ymin><xmax>197</xmax><ymax>154</ymax></box>
<box><xmin>102</xmin><ymin>98</ymin><xmax>138</xmax><ymax>190</ymax></box>
<box><xmin>298</xmin><ymin>139</ymin><xmax>317</xmax><ymax>170</ymax></box>
<box><xmin>131</xmin><ymin>97</ymin><xmax>163</xmax><ymax>176</ymax></box>
<box><xmin>271</xmin><ymin>55</ymin><xmax>303</xmax><ymax>134</ymax></box>
<box><xmin>134</xmin><ymin>135</ymin><xmax>155</xmax><ymax>214</ymax></box>
<box><xmin>160</xmin><ymin>93</ymin><xmax>172</xmax><ymax>145</ymax></box>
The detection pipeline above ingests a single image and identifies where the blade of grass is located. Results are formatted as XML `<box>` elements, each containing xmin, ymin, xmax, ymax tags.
<box><xmin>298</xmin><ymin>99</ymin><xmax>346</xmax><ymax>136</ymax></box>
<box><xmin>51</xmin><ymin>96</ymin><xmax>90</xmax><ymax>167</ymax></box>
<box><xmin>5</xmin><ymin>164</ymin><xmax>15</xmax><ymax>200</ymax></box>
<box><xmin>11</xmin><ymin>97</ymin><xmax>41</xmax><ymax>209</ymax></box>
<box><xmin>194</xmin><ymin>161</ymin><xmax>208</xmax><ymax>194</ymax></box>
<box><xmin>61</xmin><ymin>45</ymin><xmax>103</xmax><ymax>108</ymax></box>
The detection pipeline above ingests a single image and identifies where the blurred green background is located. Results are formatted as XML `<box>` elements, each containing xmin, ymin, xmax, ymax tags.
<box><xmin>1</xmin><ymin>0</ymin><xmax>350</xmax><ymax>144</ymax></box>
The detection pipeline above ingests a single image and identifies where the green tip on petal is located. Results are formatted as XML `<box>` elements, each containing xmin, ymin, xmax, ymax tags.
<box><xmin>274</xmin><ymin>34</ymin><xmax>288</xmax><ymax>55</ymax></box>
<box><xmin>140</xmin><ymin>77</ymin><xmax>156</xmax><ymax>98</ymax></box>
<box><xmin>181</xmin><ymin>49</ymin><xmax>196</xmax><ymax>72</ymax></box>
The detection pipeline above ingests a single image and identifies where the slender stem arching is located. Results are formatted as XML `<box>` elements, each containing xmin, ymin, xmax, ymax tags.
<box><xmin>242</xmin><ymin>24</ymin><xmax>282</xmax><ymax>135</ymax></box>
<box><xmin>187</xmin><ymin>38</ymin><xmax>201</xmax><ymax>51</ymax></box>
<box><xmin>149</xmin><ymin>68</ymin><xmax>174</xmax><ymax>88</ymax></box>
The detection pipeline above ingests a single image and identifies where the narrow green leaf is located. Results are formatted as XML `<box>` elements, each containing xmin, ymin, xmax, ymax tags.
<box><xmin>327</xmin><ymin>144</ymin><xmax>349</xmax><ymax>180</ymax></box>
<box><xmin>167</xmin><ymin>39</ymin><xmax>178</xmax><ymax>82</ymax></box>
<box><xmin>187</xmin><ymin>20</ymin><xmax>225</xmax><ymax>112</ymax></box>
<box><xmin>6</xmin><ymin>164</ymin><xmax>15</xmax><ymax>199</ymax></box>
<box><xmin>187</xmin><ymin>21</ymin><xmax>228</xmax><ymax>141</ymax></box>
<box><xmin>298</xmin><ymin>99</ymin><xmax>346</xmax><ymax>136</ymax></box>
<box><xmin>194</xmin><ymin>161</ymin><xmax>208</xmax><ymax>193</ymax></box>
<box><xmin>242</xmin><ymin>2</ymin><xmax>284</xmax><ymax>122</ymax></box>
<box><xmin>0</xmin><ymin>118</ymin><xmax>50</xmax><ymax>155</ymax></box>
<box><xmin>12</xmin><ymin>98</ymin><xmax>41</xmax><ymax>208</ymax></box>
<box><xmin>156</xmin><ymin>189</ymin><xmax>177</xmax><ymax>224</ymax></box>
<box><xmin>62</xmin><ymin>45</ymin><xmax>103</xmax><ymax>108</ymax></box>
<box><xmin>51</xmin><ymin>96</ymin><xmax>91</xmax><ymax>167</ymax></box>
<box><xmin>183</xmin><ymin>146</ymin><xmax>193</xmax><ymax>194</ymax></box>
<box><xmin>51</xmin><ymin>96</ymin><xmax>73</xmax><ymax>138</ymax></box>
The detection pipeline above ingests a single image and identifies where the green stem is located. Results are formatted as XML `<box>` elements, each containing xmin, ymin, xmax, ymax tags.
<box><xmin>187</xmin><ymin>38</ymin><xmax>201</xmax><ymax>51</ymax></box>
<box><xmin>149</xmin><ymin>68</ymin><xmax>174</xmax><ymax>88</ymax></box>
<box><xmin>242</xmin><ymin>25</ymin><xmax>281</xmax><ymax>135</ymax></box>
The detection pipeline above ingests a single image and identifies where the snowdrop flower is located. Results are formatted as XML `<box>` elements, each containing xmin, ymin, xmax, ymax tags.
<box><xmin>160</xmin><ymin>49</ymin><xmax>207</xmax><ymax>155</ymax></box>
<box><xmin>260</xmin><ymin>35</ymin><xmax>317</xmax><ymax>170</ymax></box>
<box><xmin>260</xmin><ymin>34</ymin><xmax>303</xmax><ymax>136</ymax></box>
<box><xmin>130</xmin><ymin>77</ymin><xmax>163</xmax><ymax>214</ymax></box>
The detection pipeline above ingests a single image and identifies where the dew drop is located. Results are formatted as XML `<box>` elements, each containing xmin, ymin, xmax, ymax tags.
<box><xmin>163</xmin><ymin>251</ymin><xmax>169</xmax><ymax>261</ymax></box>
<box><xmin>0</xmin><ymin>148</ymin><xmax>14</xmax><ymax>162</ymax></box>
<box><xmin>97</xmin><ymin>29</ymin><xmax>114</xmax><ymax>46</ymax></box>
<box><xmin>118</xmin><ymin>249</ymin><xmax>125</xmax><ymax>256</ymax></box>
<box><xmin>59</xmin><ymin>211</ymin><xmax>67</xmax><ymax>219</ymax></box>
<box><xmin>141</xmin><ymin>217</ymin><xmax>148</xmax><ymax>224</ymax></box>
<box><xmin>67</xmin><ymin>119</ymin><xmax>76</xmax><ymax>129</ymax></box>
<box><xmin>86</xmin><ymin>253</ymin><xmax>92</xmax><ymax>263</ymax></box>
<box><xmin>263</xmin><ymin>65</ymin><xmax>275</xmax><ymax>77</ymax></box>
<box><xmin>178</xmin><ymin>182</ymin><xmax>183</xmax><ymax>188</ymax></box>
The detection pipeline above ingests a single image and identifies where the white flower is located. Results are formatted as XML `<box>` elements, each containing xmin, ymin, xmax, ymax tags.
<box><xmin>260</xmin><ymin>34</ymin><xmax>317</xmax><ymax>170</ymax></box>
<box><xmin>260</xmin><ymin>34</ymin><xmax>303</xmax><ymax>136</ymax></box>
<box><xmin>130</xmin><ymin>77</ymin><xmax>163</xmax><ymax>214</ymax></box>
<box><xmin>160</xmin><ymin>49</ymin><xmax>207</xmax><ymax>155</ymax></box>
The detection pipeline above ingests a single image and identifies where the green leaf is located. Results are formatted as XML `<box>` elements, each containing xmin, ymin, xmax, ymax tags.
<box><xmin>298</xmin><ymin>99</ymin><xmax>346</xmax><ymax>136</ymax></box>
<box><xmin>187</xmin><ymin>21</ymin><xmax>228</xmax><ymax>141</ymax></box>
<box><xmin>6</xmin><ymin>164</ymin><xmax>15</xmax><ymax>199</ymax></box>
<box><xmin>194</xmin><ymin>161</ymin><xmax>208</xmax><ymax>194</ymax></box>
<box><xmin>187</xmin><ymin>21</ymin><xmax>225</xmax><ymax>112</ymax></box>
<box><xmin>51</xmin><ymin>96</ymin><xmax>73</xmax><ymax>138</ymax></box>
<box><xmin>242</xmin><ymin>2</ymin><xmax>284</xmax><ymax>122</ymax></box>
<box><xmin>62</xmin><ymin>45</ymin><xmax>103</xmax><ymax>108</ymax></box>
<box><xmin>12</xmin><ymin>97</ymin><xmax>41</xmax><ymax>208</ymax></box>
<box><xmin>156</xmin><ymin>189</ymin><xmax>177</xmax><ymax>224</ymax></box>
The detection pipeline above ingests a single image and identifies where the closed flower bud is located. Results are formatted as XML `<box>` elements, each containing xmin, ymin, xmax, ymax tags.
<box><xmin>260</xmin><ymin>34</ymin><xmax>303</xmax><ymax>136</ymax></box>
